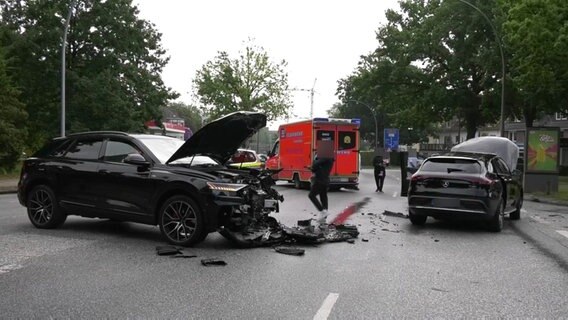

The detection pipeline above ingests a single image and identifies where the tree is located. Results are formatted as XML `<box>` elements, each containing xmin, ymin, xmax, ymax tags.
<box><xmin>0</xmin><ymin>44</ymin><xmax>27</xmax><ymax>172</ymax></box>
<box><xmin>0</xmin><ymin>0</ymin><xmax>177</xmax><ymax>149</ymax></box>
<box><xmin>337</xmin><ymin>0</ymin><xmax>505</xmax><ymax>139</ymax></box>
<box><xmin>193</xmin><ymin>41</ymin><xmax>292</xmax><ymax>122</ymax></box>
<box><xmin>501</xmin><ymin>0</ymin><xmax>568</xmax><ymax>127</ymax></box>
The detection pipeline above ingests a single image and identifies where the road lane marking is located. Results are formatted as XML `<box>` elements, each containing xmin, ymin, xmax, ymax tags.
<box><xmin>313</xmin><ymin>293</ymin><xmax>339</xmax><ymax>320</ymax></box>
<box><xmin>557</xmin><ymin>230</ymin><xmax>568</xmax><ymax>239</ymax></box>
<box><xmin>393</xmin><ymin>192</ymin><xmax>398</xmax><ymax>198</ymax></box>
<box><xmin>0</xmin><ymin>263</ymin><xmax>23</xmax><ymax>274</ymax></box>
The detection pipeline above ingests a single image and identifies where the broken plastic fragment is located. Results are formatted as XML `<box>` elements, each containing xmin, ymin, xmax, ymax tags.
<box><xmin>171</xmin><ymin>255</ymin><xmax>197</xmax><ymax>259</ymax></box>
<box><xmin>274</xmin><ymin>246</ymin><xmax>305</xmax><ymax>256</ymax></box>
<box><xmin>156</xmin><ymin>246</ymin><xmax>183</xmax><ymax>256</ymax></box>
<box><xmin>382</xmin><ymin>210</ymin><xmax>408</xmax><ymax>219</ymax></box>
<box><xmin>201</xmin><ymin>258</ymin><xmax>227</xmax><ymax>266</ymax></box>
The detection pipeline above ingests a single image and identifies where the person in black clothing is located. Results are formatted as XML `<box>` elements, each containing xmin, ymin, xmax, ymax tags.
<box><xmin>309</xmin><ymin>141</ymin><xmax>335</xmax><ymax>224</ymax></box>
<box><xmin>373</xmin><ymin>155</ymin><xmax>386</xmax><ymax>192</ymax></box>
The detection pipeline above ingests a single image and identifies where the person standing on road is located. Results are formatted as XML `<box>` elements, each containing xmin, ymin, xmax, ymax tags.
<box><xmin>308</xmin><ymin>140</ymin><xmax>335</xmax><ymax>224</ymax></box>
<box><xmin>373</xmin><ymin>155</ymin><xmax>386</xmax><ymax>192</ymax></box>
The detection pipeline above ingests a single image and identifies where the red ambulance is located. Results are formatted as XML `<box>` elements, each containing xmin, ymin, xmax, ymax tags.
<box><xmin>265</xmin><ymin>118</ymin><xmax>360</xmax><ymax>190</ymax></box>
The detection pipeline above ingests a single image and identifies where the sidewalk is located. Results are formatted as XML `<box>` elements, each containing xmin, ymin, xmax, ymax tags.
<box><xmin>0</xmin><ymin>179</ymin><xmax>19</xmax><ymax>194</ymax></box>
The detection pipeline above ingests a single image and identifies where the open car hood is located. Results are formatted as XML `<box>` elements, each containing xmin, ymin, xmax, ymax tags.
<box><xmin>166</xmin><ymin>111</ymin><xmax>267</xmax><ymax>164</ymax></box>
<box><xmin>450</xmin><ymin>136</ymin><xmax>519</xmax><ymax>170</ymax></box>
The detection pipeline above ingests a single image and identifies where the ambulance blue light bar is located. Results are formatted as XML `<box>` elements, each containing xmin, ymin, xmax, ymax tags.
<box><xmin>313</xmin><ymin>117</ymin><xmax>361</xmax><ymax>124</ymax></box>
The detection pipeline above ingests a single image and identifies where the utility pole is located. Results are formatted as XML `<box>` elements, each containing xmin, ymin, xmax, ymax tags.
<box><xmin>61</xmin><ymin>0</ymin><xmax>77</xmax><ymax>137</ymax></box>
<box><xmin>291</xmin><ymin>78</ymin><xmax>317</xmax><ymax>118</ymax></box>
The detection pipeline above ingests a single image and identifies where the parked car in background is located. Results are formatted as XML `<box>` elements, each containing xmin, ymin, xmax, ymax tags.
<box><xmin>407</xmin><ymin>156</ymin><xmax>424</xmax><ymax>175</ymax></box>
<box><xmin>228</xmin><ymin>148</ymin><xmax>263</xmax><ymax>169</ymax></box>
<box><xmin>407</xmin><ymin>152</ymin><xmax>523</xmax><ymax>232</ymax></box>
<box><xmin>17</xmin><ymin>112</ymin><xmax>284</xmax><ymax>246</ymax></box>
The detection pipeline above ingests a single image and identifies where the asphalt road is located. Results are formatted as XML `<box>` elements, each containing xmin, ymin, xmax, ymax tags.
<box><xmin>1</xmin><ymin>169</ymin><xmax>568</xmax><ymax>319</ymax></box>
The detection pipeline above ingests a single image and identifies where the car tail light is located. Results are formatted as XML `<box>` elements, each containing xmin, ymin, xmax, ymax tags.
<box><xmin>470</xmin><ymin>177</ymin><xmax>494</xmax><ymax>187</ymax></box>
<box><xmin>410</xmin><ymin>175</ymin><xmax>425</xmax><ymax>185</ymax></box>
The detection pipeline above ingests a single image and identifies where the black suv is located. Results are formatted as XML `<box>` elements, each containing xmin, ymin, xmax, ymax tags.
<box><xmin>407</xmin><ymin>152</ymin><xmax>524</xmax><ymax>232</ymax></box>
<box><xmin>18</xmin><ymin>112</ymin><xmax>284</xmax><ymax>246</ymax></box>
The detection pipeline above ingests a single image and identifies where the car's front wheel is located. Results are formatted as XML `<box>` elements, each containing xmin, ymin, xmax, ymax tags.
<box><xmin>158</xmin><ymin>195</ymin><xmax>205</xmax><ymax>246</ymax></box>
<box><xmin>27</xmin><ymin>185</ymin><xmax>67</xmax><ymax>229</ymax></box>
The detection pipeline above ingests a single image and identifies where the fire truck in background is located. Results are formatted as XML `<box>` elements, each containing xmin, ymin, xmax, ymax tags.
<box><xmin>265</xmin><ymin>118</ymin><xmax>360</xmax><ymax>190</ymax></box>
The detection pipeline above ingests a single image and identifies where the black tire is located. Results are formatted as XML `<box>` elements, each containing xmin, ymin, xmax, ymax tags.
<box><xmin>158</xmin><ymin>195</ymin><xmax>205</xmax><ymax>246</ymax></box>
<box><xmin>409</xmin><ymin>211</ymin><xmax>427</xmax><ymax>225</ymax></box>
<box><xmin>510</xmin><ymin>192</ymin><xmax>523</xmax><ymax>220</ymax></box>
<box><xmin>293</xmin><ymin>174</ymin><xmax>302</xmax><ymax>189</ymax></box>
<box><xmin>488</xmin><ymin>200</ymin><xmax>504</xmax><ymax>232</ymax></box>
<box><xmin>27</xmin><ymin>185</ymin><xmax>66</xmax><ymax>229</ymax></box>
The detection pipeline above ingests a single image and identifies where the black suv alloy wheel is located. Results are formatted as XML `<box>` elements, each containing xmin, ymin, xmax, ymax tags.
<box><xmin>158</xmin><ymin>195</ymin><xmax>205</xmax><ymax>246</ymax></box>
<box><xmin>27</xmin><ymin>185</ymin><xmax>67</xmax><ymax>229</ymax></box>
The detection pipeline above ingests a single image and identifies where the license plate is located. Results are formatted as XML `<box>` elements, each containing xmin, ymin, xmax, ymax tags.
<box><xmin>431</xmin><ymin>198</ymin><xmax>459</xmax><ymax>208</ymax></box>
<box><xmin>331</xmin><ymin>177</ymin><xmax>348</xmax><ymax>182</ymax></box>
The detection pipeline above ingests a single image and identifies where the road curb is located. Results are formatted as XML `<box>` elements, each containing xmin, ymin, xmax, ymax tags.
<box><xmin>526</xmin><ymin>195</ymin><xmax>568</xmax><ymax>207</ymax></box>
<box><xmin>509</xmin><ymin>218</ymin><xmax>568</xmax><ymax>272</ymax></box>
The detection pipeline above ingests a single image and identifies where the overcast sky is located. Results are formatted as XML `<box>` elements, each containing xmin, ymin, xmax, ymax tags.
<box><xmin>134</xmin><ymin>0</ymin><xmax>399</xmax><ymax>128</ymax></box>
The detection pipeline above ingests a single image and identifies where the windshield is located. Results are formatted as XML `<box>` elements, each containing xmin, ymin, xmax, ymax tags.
<box><xmin>137</xmin><ymin>136</ymin><xmax>219</xmax><ymax>166</ymax></box>
<box><xmin>420</xmin><ymin>158</ymin><xmax>482</xmax><ymax>174</ymax></box>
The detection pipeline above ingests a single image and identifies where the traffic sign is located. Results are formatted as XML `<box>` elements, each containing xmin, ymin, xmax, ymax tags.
<box><xmin>384</xmin><ymin>128</ymin><xmax>399</xmax><ymax>152</ymax></box>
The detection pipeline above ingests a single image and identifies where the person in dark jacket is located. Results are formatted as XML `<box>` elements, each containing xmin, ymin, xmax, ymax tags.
<box><xmin>309</xmin><ymin>140</ymin><xmax>335</xmax><ymax>224</ymax></box>
<box><xmin>373</xmin><ymin>155</ymin><xmax>386</xmax><ymax>192</ymax></box>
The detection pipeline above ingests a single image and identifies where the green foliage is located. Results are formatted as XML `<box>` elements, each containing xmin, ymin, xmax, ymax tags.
<box><xmin>0</xmin><ymin>0</ymin><xmax>177</xmax><ymax>149</ymax></box>
<box><xmin>501</xmin><ymin>0</ymin><xmax>568</xmax><ymax>126</ymax></box>
<box><xmin>0</xmin><ymin>45</ymin><xmax>27</xmax><ymax>172</ymax></box>
<box><xmin>194</xmin><ymin>40</ymin><xmax>293</xmax><ymax>122</ymax></box>
<box><xmin>337</xmin><ymin>0</ymin><xmax>505</xmax><ymax>139</ymax></box>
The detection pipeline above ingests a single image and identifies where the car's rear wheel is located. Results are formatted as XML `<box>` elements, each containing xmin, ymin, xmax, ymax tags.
<box><xmin>488</xmin><ymin>200</ymin><xmax>504</xmax><ymax>232</ymax></box>
<box><xmin>27</xmin><ymin>185</ymin><xmax>66</xmax><ymax>229</ymax></box>
<box><xmin>409</xmin><ymin>210</ymin><xmax>427</xmax><ymax>225</ymax></box>
<box><xmin>159</xmin><ymin>195</ymin><xmax>205</xmax><ymax>246</ymax></box>
<box><xmin>510</xmin><ymin>192</ymin><xmax>523</xmax><ymax>220</ymax></box>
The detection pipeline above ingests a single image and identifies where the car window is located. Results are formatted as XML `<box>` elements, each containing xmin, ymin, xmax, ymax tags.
<box><xmin>103</xmin><ymin>140</ymin><xmax>140</xmax><ymax>163</ymax></box>
<box><xmin>338</xmin><ymin>131</ymin><xmax>356</xmax><ymax>150</ymax></box>
<box><xmin>420</xmin><ymin>158</ymin><xmax>482</xmax><ymax>174</ymax></box>
<box><xmin>63</xmin><ymin>139</ymin><xmax>103</xmax><ymax>160</ymax></box>
<box><xmin>272</xmin><ymin>141</ymin><xmax>280</xmax><ymax>155</ymax></box>
<box><xmin>244</xmin><ymin>151</ymin><xmax>256</xmax><ymax>162</ymax></box>
<box><xmin>34</xmin><ymin>139</ymin><xmax>72</xmax><ymax>158</ymax></box>
<box><xmin>493</xmin><ymin>158</ymin><xmax>510</xmax><ymax>175</ymax></box>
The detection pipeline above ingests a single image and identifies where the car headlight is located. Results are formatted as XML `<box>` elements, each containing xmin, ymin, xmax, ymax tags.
<box><xmin>206</xmin><ymin>182</ymin><xmax>248</xmax><ymax>192</ymax></box>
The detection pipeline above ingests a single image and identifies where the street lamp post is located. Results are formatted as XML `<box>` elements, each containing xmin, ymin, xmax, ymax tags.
<box><xmin>61</xmin><ymin>0</ymin><xmax>77</xmax><ymax>137</ymax></box>
<box><xmin>347</xmin><ymin>99</ymin><xmax>379</xmax><ymax>152</ymax></box>
<box><xmin>456</xmin><ymin>0</ymin><xmax>506</xmax><ymax>137</ymax></box>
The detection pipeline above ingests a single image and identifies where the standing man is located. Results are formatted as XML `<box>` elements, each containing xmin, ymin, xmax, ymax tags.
<box><xmin>373</xmin><ymin>155</ymin><xmax>386</xmax><ymax>192</ymax></box>
<box><xmin>309</xmin><ymin>140</ymin><xmax>334</xmax><ymax>224</ymax></box>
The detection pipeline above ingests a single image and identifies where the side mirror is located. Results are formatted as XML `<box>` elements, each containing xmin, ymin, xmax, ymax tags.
<box><xmin>124</xmin><ymin>153</ymin><xmax>150</xmax><ymax>167</ymax></box>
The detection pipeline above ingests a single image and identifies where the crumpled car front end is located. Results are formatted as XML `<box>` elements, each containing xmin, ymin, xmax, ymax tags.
<box><xmin>206</xmin><ymin>168</ymin><xmax>285</xmax><ymax>247</ymax></box>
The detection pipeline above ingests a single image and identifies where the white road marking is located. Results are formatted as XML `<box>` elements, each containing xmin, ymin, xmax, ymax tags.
<box><xmin>0</xmin><ymin>263</ymin><xmax>23</xmax><ymax>274</ymax></box>
<box><xmin>393</xmin><ymin>192</ymin><xmax>398</xmax><ymax>198</ymax></box>
<box><xmin>313</xmin><ymin>293</ymin><xmax>339</xmax><ymax>320</ymax></box>
<box><xmin>557</xmin><ymin>230</ymin><xmax>568</xmax><ymax>239</ymax></box>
